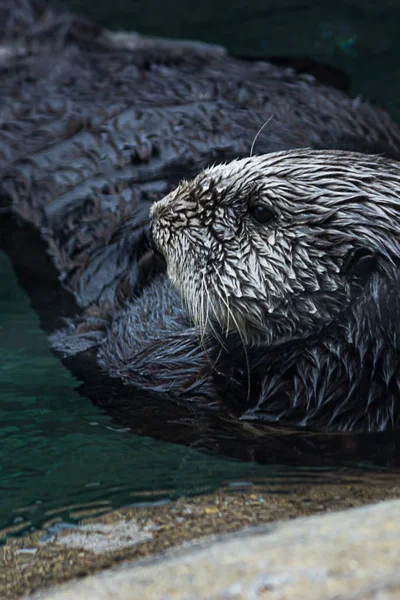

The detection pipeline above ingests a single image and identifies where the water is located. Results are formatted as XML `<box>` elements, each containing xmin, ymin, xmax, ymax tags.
<box><xmin>2</xmin><ymin>0</ymin><xmax>400</xmax><ymax>539</ymax></box>
<box><xmin>0</xmin><ymin>251</ymin><xmax>275</xmax><ymax>536</ymax></box>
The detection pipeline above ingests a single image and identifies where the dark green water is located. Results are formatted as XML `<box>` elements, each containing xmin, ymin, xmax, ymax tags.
<box><xmin>0</xmin><ymin>252</ymin><xmax>282</xmax><ymax>537</ymax></box>
<box><xmin>2</xmin><ymin>0</ymin><xmax>400</xmax><ymax>539</ymax></box>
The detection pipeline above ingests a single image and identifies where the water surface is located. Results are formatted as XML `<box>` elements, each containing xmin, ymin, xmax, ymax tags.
<box><xmin>0</xmin><ymin>251</ymin><xmax>279</xmax><ymax>536</ymax></box>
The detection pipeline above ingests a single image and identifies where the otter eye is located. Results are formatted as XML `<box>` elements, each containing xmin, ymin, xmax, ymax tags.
<box><xmin>248</xmin><ymin>202</ymin><xmax>275</xmax><ymax>225</ymax></box>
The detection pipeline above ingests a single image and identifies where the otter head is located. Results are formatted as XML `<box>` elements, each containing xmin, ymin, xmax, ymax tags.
<box><xmin>151</xmin><ymin>149</ymin><xmax>400</xmax><ymax>346</ymax></box>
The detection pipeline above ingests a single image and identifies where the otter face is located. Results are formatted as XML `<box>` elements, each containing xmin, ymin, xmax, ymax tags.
<box><xmin>151</xmin><ymin>149</ymin><xmax>400</xmax><ymax>346</ymax></box>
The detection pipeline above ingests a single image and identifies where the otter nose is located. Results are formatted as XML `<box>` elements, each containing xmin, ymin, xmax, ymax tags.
<box><xmin>150</xmin><ymin>193</ymin><xmax>182</xmax><ymax>256</ymax></box>
<box><xmin>149</xmin><ymin>220</ymin><xmax>161</xmax><ymax>253</ymax></box>
<box><xmin>149</xmin><ymin>204</ymin><xmax>166</xmax><ymax>255</ymax></box>
<box><xmin>150</xmin><ymin>198</ymin><xmax>166</xmax><ymax>222</ymax></box>
<box><xmin>151</xmin><ymin>195</ymin><xmax>189</xmax><ymax>230</ymax></box>
<box><xmin>150</xmin><ymin>197</ymin><xmax>168</xmax><ymax>248</ymax></box>
<box><xmin>150</xmin><ymin>190</ymin><xmax>176</xmax><ymax>221</ymax></box>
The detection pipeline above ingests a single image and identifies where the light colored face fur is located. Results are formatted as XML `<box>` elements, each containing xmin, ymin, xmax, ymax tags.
<box><xmin>151</xmin><ymin>149</ymin><xmax>400</xmax><ymax>346</ymax></box>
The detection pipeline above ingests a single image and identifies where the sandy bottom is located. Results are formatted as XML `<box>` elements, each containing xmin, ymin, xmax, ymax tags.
<box><xmin>2</xmin><ymin>471</ymin><xmax>400</xmax><ymax>599</ymax></box>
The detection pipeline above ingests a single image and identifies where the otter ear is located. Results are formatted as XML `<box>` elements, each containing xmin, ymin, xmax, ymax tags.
<box><xmin>342</xmin><ymin>248</ymin><xmax>378</xmax><ymax>283</ymax></box>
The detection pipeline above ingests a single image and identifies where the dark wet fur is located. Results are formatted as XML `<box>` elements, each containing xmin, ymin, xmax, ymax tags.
<box><xmin>144</xmin><ymin>148</ymin><xmax>400</xmax><ymax>433</ymax></box>
<box><xmin>214</xmin><ymin>269</ymin><xmax>400</xmax><ymax>432</ymax></box>
<box><xmin>97</xmin><ymin>252</ymin><xmax>400</xmax><ymax>432</ymax></box>
<box><xmin>3</xmin><ymin>1</ymin><xmax>400</xmax><ymax>434</ymax></box>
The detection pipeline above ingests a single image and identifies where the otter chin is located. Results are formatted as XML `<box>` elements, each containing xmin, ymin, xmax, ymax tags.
<box><xmin>150</xmin><ymin>149</ymin><xmax>400</xmax><ymax>431</ymax></box>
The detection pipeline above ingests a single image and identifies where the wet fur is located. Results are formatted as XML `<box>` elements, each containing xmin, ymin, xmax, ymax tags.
<box><xmin>151</xmin><ymin>150</ymin><xmax>400</xmax><ymax>431</ymax></box>
<box><xmin>3</xmin><ymin>2</ymin><xmax>400</xmax><ymax>433</ymax></box>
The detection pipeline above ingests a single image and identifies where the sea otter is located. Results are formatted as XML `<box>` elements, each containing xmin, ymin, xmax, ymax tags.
<box><xmin>148</xmin><ymin>149</ymin><xmax>400</xmax><ymax>432</ymax></box>
<box><xmin>3</xmin><ymin>0</ymin><xmax>400</xmax><ymax>437</ymax></box>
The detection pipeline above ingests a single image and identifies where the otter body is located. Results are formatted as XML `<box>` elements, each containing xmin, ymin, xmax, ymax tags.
<box><xmin>149</xmin><ymin>150</ymin><xmax>400</xmax><ymax>431</ymax></box>
<box><xmin>3</xmin><ymin>1</ymin><xmax>400</xmax><ymax>435</ymax></box>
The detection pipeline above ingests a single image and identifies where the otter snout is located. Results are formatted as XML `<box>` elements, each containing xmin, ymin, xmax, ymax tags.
<box><xmin>150</xmin><ymin>193</ymin><xmax>175</xmax><ymax>256</ymax></box>
<box><xmin>151</xmin><ymin>188</ymin><xmax>201</xmax><ymax>259</ymax></box>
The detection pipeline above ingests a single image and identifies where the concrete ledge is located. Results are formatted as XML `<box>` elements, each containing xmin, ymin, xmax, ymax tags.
<box><xmin>28</xmin><ymin>498</ymin><xmax>400</xmax><ymax>600</ymax></box>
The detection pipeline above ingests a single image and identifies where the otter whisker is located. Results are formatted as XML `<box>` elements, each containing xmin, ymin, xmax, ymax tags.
<box><xmin>182</xmin><ymin>274</ymin><xmax>217</xmax><ymax>372</ymax></box>
<box><xmin>203</xmin><ymin>282</ymin><xmax>229</xmax><ymax>353</ymax></box>
<box><xmin>198</xmin><ymin>275</ymin><xmax>209</xmax><ymax>346</ymax></box>
<box><xmin>249</xmin><ymin>114</ymin><xmax>275</xmax><ymax>158</ymax></box>
<box><xmin>221</xmin><ymin>277</ymin><xmax>231</xmax><ymax>336</ymax></box>
<box><xmin>212</xmin><ymin>267</ymin><xmax>252</xmax><ymax>403</ymax></box>
<box><xmin>194</xmin><ymin>275</ymin><xmax>226</xmax><ymax>375</ymax></box>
